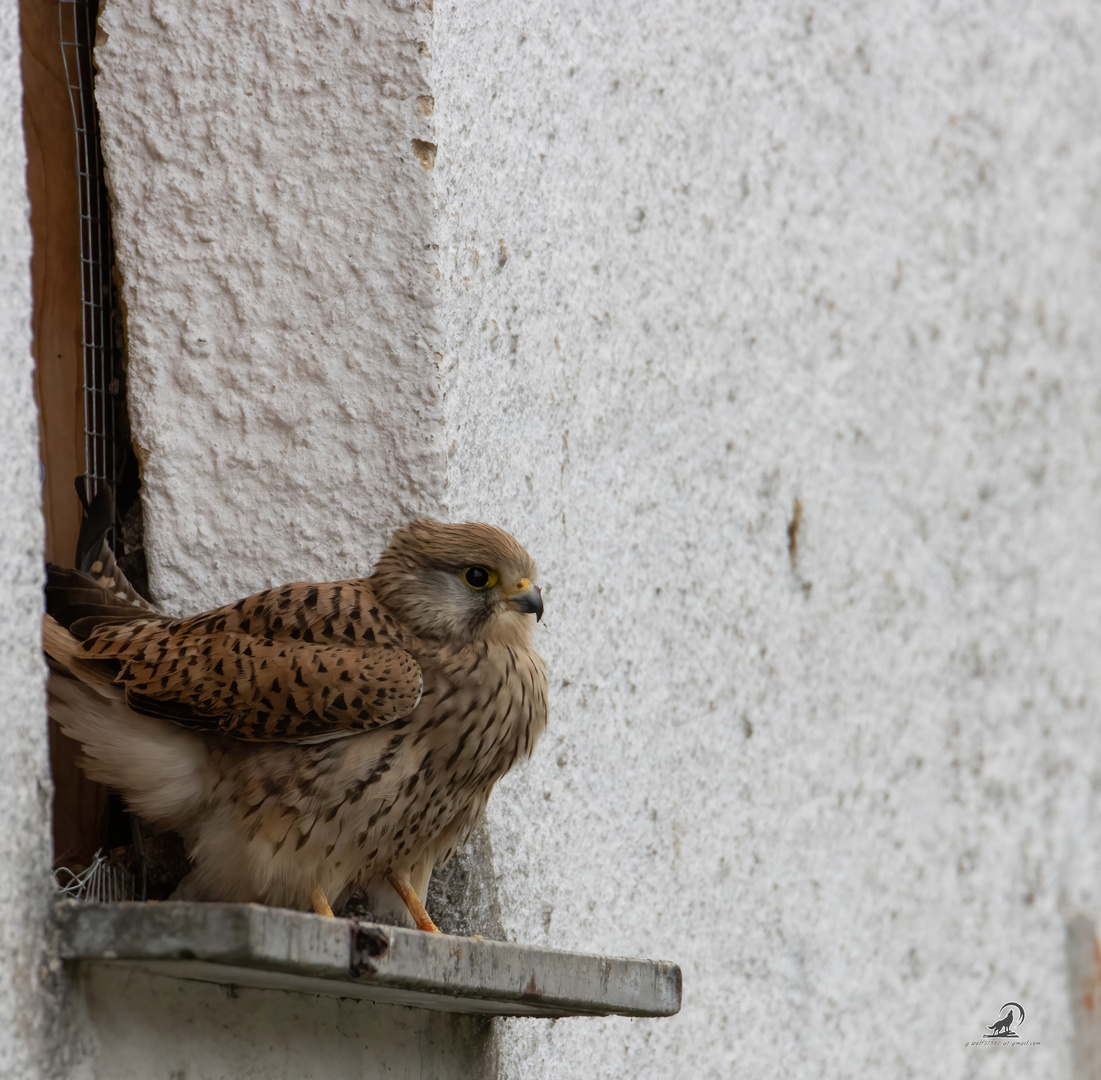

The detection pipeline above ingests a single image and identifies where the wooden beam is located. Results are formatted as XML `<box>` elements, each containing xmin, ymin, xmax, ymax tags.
<box><xmin>22</xmin><ymin>0</ymin><xmax>111</xmax><ymax>867</ymax></box>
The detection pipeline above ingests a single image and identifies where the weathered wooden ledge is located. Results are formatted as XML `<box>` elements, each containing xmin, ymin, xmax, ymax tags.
<box><xmin>54</xmin><ymin>900</ymin><xmax>682</xmax><ymax>1019</ymax></box>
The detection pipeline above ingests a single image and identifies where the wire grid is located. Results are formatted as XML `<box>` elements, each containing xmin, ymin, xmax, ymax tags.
<box><xmin>59</xmin><ymin>0</ymin><xmax>122</xmax><ymax>521</ymax></box>
<box><xmin>59</xmin><ymin>1</ymin><xmax>149</xmax><ymax>902</ymax></box>
<box><xmin>56</xmin><ymin>850</ymin><xmax>134</xmax><ymax>903</ymax></box>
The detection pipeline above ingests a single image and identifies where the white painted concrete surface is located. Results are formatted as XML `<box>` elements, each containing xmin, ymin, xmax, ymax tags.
<box><xmin>82</xmin><ymin>966</ymin><xmax>493</xmax><ymax>1080</ymax></box>
<box><xmin>437</xmin><ymin>5</ymin><xmax>1101</xmax><ymax>1076</ymax></box>
<box><xmin>95</xmin><ymin>0</ymin><xmax>445</xmax><ymax>611</ymax></box>
<box><xmin>0</xmin><ymin>3</ymin><xmax>65</xmax><ymax>1077</ymax></box>
<box><xmin>23</xmin><ymin>0</ymin><xmax>1101</xmax><ymax>1076</ymax></box>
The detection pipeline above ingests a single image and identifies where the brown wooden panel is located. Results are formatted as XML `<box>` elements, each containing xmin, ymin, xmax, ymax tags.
<box><xmin>24</xmin><ymin>0</ymin><xmax>83</xmax><ymax>565</ymax></box>
<box><xmin>22</xmin><ymin>0</ymin><xmax>111</xmax><ymax>867</ymax></box>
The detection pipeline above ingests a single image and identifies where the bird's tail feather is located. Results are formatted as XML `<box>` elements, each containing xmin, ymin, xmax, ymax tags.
<box><xmin>45</xmin><ymin>617</ymin><xmax>207</xmax><ymax>833</ymax></box>
<box><xmin>74</xmin><ymin>482</ymin><xmax>156</xmax><ymax>611</ymax></box>
<box><xmin>46</xmin><ymin>482</ymin><xmax>159</xmax><ymax>633</ymax></box>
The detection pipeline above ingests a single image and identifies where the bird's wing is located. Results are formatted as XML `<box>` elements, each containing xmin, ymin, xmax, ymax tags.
<box><xmin>59</xmin><ymin>580</ymin><xmax>424</xmax><ymax>742</ymax></box>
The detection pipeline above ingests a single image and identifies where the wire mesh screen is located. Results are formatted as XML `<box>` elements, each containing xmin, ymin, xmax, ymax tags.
<box><xmin>57</xmin><ymin>0</ymin><xmax>152</xmax><ymax>898</ymax></box>
<box><xmin>59</xmin><ymin>0</ymin><xmax>124</xmax><ymax>528</ymax></box>
<box><xmin>56</xmin><ymin>849</ymin><xmax>134</xmax><ymax>903</ymax></box>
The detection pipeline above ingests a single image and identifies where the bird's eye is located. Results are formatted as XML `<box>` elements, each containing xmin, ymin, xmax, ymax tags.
<box><xmin>462</xmin><ymin>566</ymin><xmax>497</xmax><ymax>590</ymax></box>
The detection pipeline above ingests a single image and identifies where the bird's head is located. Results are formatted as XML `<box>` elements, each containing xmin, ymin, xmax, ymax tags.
<box><xmin>370</xmin><ymin>520</ymin><xmax>544</xmax><ymax>644</ymax></box>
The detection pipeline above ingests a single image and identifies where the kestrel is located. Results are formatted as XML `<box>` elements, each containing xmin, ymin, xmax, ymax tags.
<box><xmin>44</xmin><ymin>515</ymin><xmax>547</xmax><ymax>932</ymax></box>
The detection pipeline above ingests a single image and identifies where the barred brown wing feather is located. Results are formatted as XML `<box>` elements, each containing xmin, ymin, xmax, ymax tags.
<box><xmin>45</xmin><ymin>565</ymin><xmax>169</xmax><ymax>631</ymax></box>
<box><xmin>117</xmin><ymin>636</ymin><xmax>423</xmax><ymax>741</ymax></box>
<box><xmin>73</xmin><ymin>581</ymin><xmax>424</xmax><ymax>742</ymax></box>
<box><xmin>178</xmin><ymin>581</ymin><xmax>415</xmax><ymax>654</ymax></box>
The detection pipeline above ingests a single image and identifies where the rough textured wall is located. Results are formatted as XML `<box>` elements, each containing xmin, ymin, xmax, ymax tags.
<box><xmin>0</xmin><ymin>3</ymin><xmax>60</xmax><ymax>1076</ymax></box>
<box><xmin>431</xmin><ymin>3</ymin><xmax>1101</xmax><ymax>1077</ymax></box>
<box><xmin>95</xmin><ymin>0</ymin><xmax>445</xmax><ymax>611</ymax></box>
<box><xmin>89</xmin><ymin>0</ymin><xmax>1101</xmax><ymax>1077</ymax></box>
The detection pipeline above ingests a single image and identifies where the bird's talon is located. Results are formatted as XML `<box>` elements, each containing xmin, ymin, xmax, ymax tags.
<box><xmin>388</xmin><ymin>871</ymin><xmax>439</xmax><ymax>932</ymax></box>
<box><xmin>311</xmin><ymin>881</ymin><xmax>334</xmax><ymax>917</ymax></box>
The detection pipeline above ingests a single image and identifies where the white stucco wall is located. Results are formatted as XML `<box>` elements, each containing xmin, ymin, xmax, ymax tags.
<box><xmin>95</xmin><ymin>0</ymin><xmax>444</xmax><ymax>610</ymax></box>
<box><xmin>85</xmin><ymin>1</ymin><xmax>1101</xmax><ymax>1077</ymax></box>
<box><xmin>439</xmin><ymin>5</ymin><xmax>1101</xmax><ymax>1075</ymax></box>
<box><xmin>0</xmin><ymin>3</ymin><xmax>64</xmax><ymax>1077</ymax></box>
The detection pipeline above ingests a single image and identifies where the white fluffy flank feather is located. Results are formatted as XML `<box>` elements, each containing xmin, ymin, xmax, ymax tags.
<box><xmin>44</xmin><ymin>616</ymin><xmax>209</xmax><ymax>832</ymax></box>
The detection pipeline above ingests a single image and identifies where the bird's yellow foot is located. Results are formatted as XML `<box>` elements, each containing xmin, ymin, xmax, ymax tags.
<box><xmin>311</xmin><ymin>881</ymin><xmax>334</xmax><ymax>917</ymax></box>
<box><xmin>387</xmin><ymin>872</ymin><xmax>440</xmax><ymax>933</ymax></box>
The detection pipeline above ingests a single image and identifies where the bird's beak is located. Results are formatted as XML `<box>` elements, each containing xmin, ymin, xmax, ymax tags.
<box><xmin>505</xmin><ymin>579</ymin><xmax>544</xmax><ymax>621</ymax></box>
